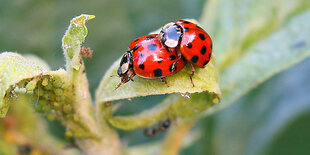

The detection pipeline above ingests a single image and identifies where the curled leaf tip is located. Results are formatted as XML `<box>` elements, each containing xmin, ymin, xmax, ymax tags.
<box><xmin>62</xmin><ymin>14</ymin><xmax>95</xmax><ymax>74</ymax></box>
<box><xmin>84</xmin><ymin>14</ymin><xmax>96</xmax><ymax>20</ymax></box>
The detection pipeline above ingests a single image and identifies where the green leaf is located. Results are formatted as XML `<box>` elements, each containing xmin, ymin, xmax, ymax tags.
<box><xmin>204</xmin><ymin>10</ymin><xmax>310</xmax><ymax>116</ymax></box>
<box><xmin>107</xmin><ymin>93</ymin><xmax>219</xmax><ymax>130</ymax></box>
<box><xmin>96</xmin><ymin>20</ymin><xmax>221</xmax><ymax>129</ymax></box>
<box><xmin>62</xmin><ymin>14</ymin><xmax>95</xmax><ymax>74</ymax></box>
<box><xmin>0</xmin><ymin>52</ymin><xmax>96</xmax><ymax>139</ymax></box>
<box><xmin>0</xmin><ymin>52</ymin><xmax>48</xmax><ymax>117</ymax></box>
<box><xmin>0</xmin><ymin>52</ymin><xmax>73</xmax><ymax>121</ymax></box>
<box><xmin>200</xmin><ymin>0</ymin><xmax>310</xmax><ymax>71</ymax></box>
<box><xmin>24</xmin><ymin>54</ymin><xmax>51</xmax><ymax>71</ymax></box>
<box><xmin>96</xmin><ymin>54</ymin><xmax>220</xmax><ymax>129</ymax></box>
<box><xmin>96</xmin><ymin>58</ymin><xmax>220</xmax><ymax>102</ymax></box>
<box><xmin>0</xmin><ymin>94</ymin><xmax>80</xmax><ymax>155</ymax></box>
<box><xmin>197</xmin><ymin>58</ymin><xmax>310</xmax><ymax>155</ymax></box>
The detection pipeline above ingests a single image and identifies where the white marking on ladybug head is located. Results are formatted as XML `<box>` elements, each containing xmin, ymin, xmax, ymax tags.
<box><xmin>159</xmin><ymin>22</ymin><xmax>182</xmax><ymax>48</ymax></box>
<box><xmin>164</xmin><ymin>39</ymin><xmax>179</xmax><ymax>48</ymax></box>
<box><xmin>121</xmin><ymin>62</ymin><xmax>129</xmax><ymax>74</ymax></box>
<box><xmin>118</xmin><ymin>52</ymin><xmax>132</xmax><ymax>76</ymax></box>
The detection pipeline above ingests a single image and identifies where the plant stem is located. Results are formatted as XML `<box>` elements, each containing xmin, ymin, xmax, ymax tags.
<box><xmin>72</xmin><ymin>64</ymin><xmax>121</xmax><ymax>155</ymax></box>
<box><xmin>160</xmin><ymin>119</ymin><xmax>196</xmax><ymax>155</ymax></box>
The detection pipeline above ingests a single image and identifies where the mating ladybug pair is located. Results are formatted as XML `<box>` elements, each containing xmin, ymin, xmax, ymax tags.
<box><xmin>116</xmin><ymin>20</ymin><xmax>213</xmax><ymax>88</ymax></box>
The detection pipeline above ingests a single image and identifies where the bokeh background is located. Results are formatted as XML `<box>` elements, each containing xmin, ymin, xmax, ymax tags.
<box><xmin>1</xmin><ymin>0</ymin><xmax>310</xmax><ymax>155</ymax></box>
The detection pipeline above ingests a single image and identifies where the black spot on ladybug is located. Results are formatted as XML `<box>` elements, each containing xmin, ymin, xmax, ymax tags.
<box><xmin>154</xmin><ymin>68</ymin><xmax>162</xmax><ymax>77</ymax></box>
<box><xmin>169</xmin><ymin>63</ymin><xmax>177</xmax><ymax>72</ymax></box>
<box><xmin>187</xmin><ymin>43</ymin><xmax>192</xmax><ymax>48</ymax></box>
<box><xmin>209</xmin><ymin>53</ymin><xmax>212</xmax><ymax>59</ymax></box>
<box><xmin>139</xmin><ymin>53</ymin><xmax>144</xmax><ymax>59</ymax></box>
<box><xmin>211</xmin><ymin>42</ymin><xmax>213</xmax><ymax>49</ymax></box>
<box><xmin>203</xmin><ymin>60</ymin><xmax>209</xmax><ymax>66</ymax></box>
<box><xmin>144</xmin><ymin>36</ymin><xmax>154</xmax><ymax>40</ymax></box>
<box><xmin>183</xmin><ymin>21</ymin><xmax>190</xmax><ymax>24</ymax></box>
<box><xmin>184</xmin><ymin>27</ymin><xmax>190</xmax><ymax>32</ymax></box>
<box><xmin>196</xmin><ymin>25</ymin><xmax>203</xmax><ymax>30</ymax></box>
<box><xmin>191</xmin><ymin>55</ymin><xmax>199</xmax><ymax>63</ymax></box>
<box><xmin>199</xmin><ymin>33</ymin><xmax>206</xmax><ymax>40</ymax></box>
<box><xmin>169</xmin><ymin>55</ymin><xmax>176</xmax><ymax>60</ymax></box>
<box><xmin>139</xmin><ymin>64</ymin><xmax>145</xmax><ymax>70</ymax></box>
<box><xmin>148</xmin><ymin>44</ymin><xmax>157</xmax><ymax>51</ymax></box>
<box><xmin>134</xmin><ymin>38</ymin><xmax>139</xmax><ymax>42</ymax></box>
<box><xmin>200</xmin><ymin>46</ymin><xmax>207</xmax><ymax>55</ymax></box>
<box><xmin>132</xmin><ymin>45</ymin><xmax>140</xmax><ymax>52</ymax></box>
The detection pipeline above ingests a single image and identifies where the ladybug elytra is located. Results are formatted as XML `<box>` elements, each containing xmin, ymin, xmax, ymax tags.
<box><xmin>159</xmin><ymin>20</ymin><xmax>213</xmax><ymax>85</ymax></box>
<box><xmin>116</xmin><ymin>34</ymin><xmax>186</xmax><ymax>89</ymax></box>
<box><xmin>117</xmin><ymin>20</ymin><xmax>213</xmax><ymax>88</ymax></box>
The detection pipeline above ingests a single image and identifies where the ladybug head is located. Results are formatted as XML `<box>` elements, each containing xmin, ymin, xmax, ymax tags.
<box><xmin>117</xmin><ymin>51</ymin><xmax>131</xmax><ymax>76</ymax></box>
<box><xmin>159</xmin><ymin>22</ymin><xmax>183</xmax><ymax>48</ymax></box>
<box><xmin>116</xmin><ymin>50</ymin><xmax>135</xmax><ymax>89</ymax></box>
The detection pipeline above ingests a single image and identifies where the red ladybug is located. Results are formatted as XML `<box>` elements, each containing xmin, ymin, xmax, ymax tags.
<box><xmin>116</xmin><ymin>34</ymin><xmax>186</xmax><ymax>88</ymax></box>
<box><xmin>159</xmin><ymin>20</ymin><xmax>213</xmax><ymax>85</ymax></box>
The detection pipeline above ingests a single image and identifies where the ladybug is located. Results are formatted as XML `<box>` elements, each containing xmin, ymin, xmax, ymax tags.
<box><xmin>116</xmin><ymin>34</ymin><xmax>187</xmax><ymax>88</ymax></box>
<box><xmin>159</xmin><ymin>20</ymin><xmax>213</xmax><ymax>85</ymax></box>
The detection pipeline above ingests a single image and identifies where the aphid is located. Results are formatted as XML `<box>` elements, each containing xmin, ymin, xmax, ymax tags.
<box><xmin>158</xmin><ymin>119</ymin><xmax>171</xmax><ymax>132</ymax></box>
<box><xmin>143</xmin><ymin>128</ymin><xmax>156</xmax><ymax>138</ymax></box>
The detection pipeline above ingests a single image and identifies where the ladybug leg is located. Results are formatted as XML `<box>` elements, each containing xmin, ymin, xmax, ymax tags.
<box><xmin>174</xmin><ymin>48</ymin><xmax>182</xmax><ymax>65</ymax></box>
<box><xmin>129</xmin><ymin>72</ymin><xmax>135</xmax><ymax>82</ymax></box>
<box><xmin>115</xmin><ymin>83</ymin><xmax>121</xmax><ymax>89</ymax></box>
<box><xmin>170</xmin><ymin>51</ymin><xmax>182</xmax><ymax>72</ymax></box>
<box><xmin>129</xmin><ymin>69</ymin><xmax>136</xmax><ymax>81</ymax></box>
<box><xmin>160</xmin><ymin>77</ymin><xmax>169</xmax><ymax>87</ymax></box>
<box><xmin>189</xmin><ymin>63</ymin><xmax>195</xmax><ymax>87</ymax></box>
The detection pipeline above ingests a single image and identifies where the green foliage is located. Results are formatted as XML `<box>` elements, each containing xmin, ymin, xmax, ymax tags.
<box><xmin>0</xmin><ymin>14</ymin><xmax>105</xmax><ymax>154</ymax></box>
<box><xmin>0</xmin><ymin>94</ymin><xmax>80</xmax><ymax>155</ymax></box>
<box><xmin>97</xmin><ymin>57</ymin><xmax>221</xmax><ymax>129</ymax></box>
<box><xmin>0</xmin><ymin>0</ymin><xmax>310</xmax><ymax>154</ymax></box>
<box><xmin>200</xmin><ymin>0</ymin><xmax>310</xmax><ymax>70</ymax></box>
<box><xmin>207</xmin><ymin>10</ymin><xmax>310</xmax><ymax>116</ymax></box>
<box><xmin>0</xmin><ymin>52</ymin><xmax>48</xmax><ymax>117</ymax></box>
<box><xmin>97</xmin><ymin>58</ymin><xmax>220</xmax><ymax>103</ymax></box>
<box><xmin>62</xmin><ymin>14</ymin><xmax>95</xmax><ymax>74</ymax></box>
<box><xmin>188</xmin><ymin>59</ymin><xmax>310</xmax><ymax>155</ymax></box>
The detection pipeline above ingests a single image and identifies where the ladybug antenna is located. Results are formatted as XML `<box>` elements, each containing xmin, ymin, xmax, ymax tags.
<box><xmin>115</xmin><ymin>76</ymin><xmax>130</xmax><ymax>89</ymax></box>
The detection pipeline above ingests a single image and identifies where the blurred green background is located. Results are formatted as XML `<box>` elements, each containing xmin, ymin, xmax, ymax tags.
<box><xmin>1</xmin><ymin>0</ymin><xmax>310</xmax><ymax>155</ymax></box>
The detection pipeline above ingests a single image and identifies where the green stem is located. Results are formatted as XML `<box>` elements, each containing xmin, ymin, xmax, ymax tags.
<box><xmin>160</xmin><ymin>119</ymin><xmax>196</xmax><ymax>155</ymax></box>
<box><xmin>72</xmin><ymin>64</ymin><xmax>121</xmax><ymax>155</ymax></box>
